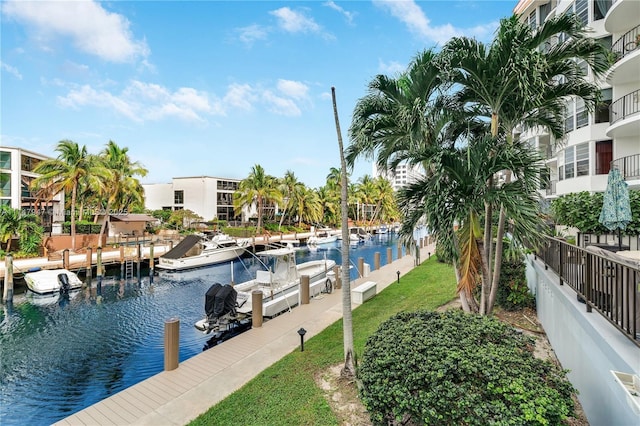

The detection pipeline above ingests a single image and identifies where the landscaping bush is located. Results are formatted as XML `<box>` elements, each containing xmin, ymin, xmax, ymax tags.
<box><xmin>497</xmin><ymin>257</ymin><xmax>535</xmax><ymax>311</ymax></box>
<box><xmin>358</xmin><ymin>309</ymin><xmax>576</xmax><ymax>425</ymax></box>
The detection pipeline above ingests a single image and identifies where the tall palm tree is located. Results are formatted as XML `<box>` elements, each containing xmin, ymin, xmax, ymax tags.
<box><xmin>355</xmin><ymin>175</ymin><xmax>378</xmax><ymax>226</ymax></box>
<box><xmin>97</xmin><ymin>141</ymin><xmax>148</xmax><ymax>243</ymax></box>
<box><xmin>233</xmin><ymin>164</ymin><xmax>282</xmax><ymax>234</ymax></box>
<box><xmin>440</xmin><ymin>13</ymin><xmax>610</xmax><ymax>313</ymax></box>
<box><xmin>277</xmin><ymin>170</ymin><xmax>304</xmax><ymax>229</ymax></box>
<box><xmin>32</xmin><ymin>140</ymin><xmax>109</xmax><ymax>250</ymax></box>
<box><xmin>372</xmin><ymin>176</ymin><xmax>397</xmax><ymax>223</ymax></box>
<box><xmin>294</xmin><ymin>186</ymin><xmax>322</xmax><ymax>227</ymax></box>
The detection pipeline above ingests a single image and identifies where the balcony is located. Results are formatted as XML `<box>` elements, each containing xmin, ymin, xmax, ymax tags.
<box><xmin>611</xmin><ymin>154</ymin><xmax>640</xmax><ymax>181</ymax></box>
<box><xmin>607</xmin><ymin>89</ymin><xmax>640</xmax><ymax>138</ymax></box>
<box><xmin>607</xmin><ymin>24</ymin><xmax>640</xmax><ymax>85</ymax></box>
<box><xmin>605</xmin><ymin>0</ymin><xmax>640</xmax><ymax>34</ymax></box>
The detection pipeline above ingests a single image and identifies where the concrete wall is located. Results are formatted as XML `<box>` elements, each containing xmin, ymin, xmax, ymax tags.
<box><xmin>526</xmin><ymin>256</ymin><xmax>640</xmax><ymax>425</ymax></box>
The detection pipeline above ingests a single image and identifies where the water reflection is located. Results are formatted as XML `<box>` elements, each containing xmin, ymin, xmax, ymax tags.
<box><xmin>0</xmin><ymin>234</ymin><xmax>405</xmax><ymax>425</ymax></box>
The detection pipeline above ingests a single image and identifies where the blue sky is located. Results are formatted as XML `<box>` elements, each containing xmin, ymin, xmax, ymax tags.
<box><xmin>1</xmin><ymin>0</ymin><xmax>517</xmax><ymax>189</ymax></box>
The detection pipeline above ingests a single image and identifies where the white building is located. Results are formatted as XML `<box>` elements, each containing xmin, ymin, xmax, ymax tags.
<box><xmin>514</xmin><ymin>0</ymin><xmax>640</xmax><ymax>199</ymax></box>
<box><xmin>143</xmin><ymin>176</ymin><xmax>241</xmax><ymax>222</ymax></box>
<box><xmin>372</xmin><ymin>162</ymin><xmax>424</xmax><ymax>191</ymax></box>
<box><xmin>0</xmin><ymin>146</ymin><xmax>65</xmax><ymax>232</ymax></box>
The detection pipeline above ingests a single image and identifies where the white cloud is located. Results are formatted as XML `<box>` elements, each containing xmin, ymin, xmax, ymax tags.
<box><xmin>0</xmin><ymin>61</ymin><xmax>23</xmax><ymax>80</ymax></box>
<box><xmin>237</xmin><ymin>24</ymin><xmax>269</xmax><ymax>45</ymax></box>
<box><xmin>270</xmin><ymin>7</ymin><xmax>322</xmax><ymax>34</ymax></box>
<box><xmin>223</xmin><ymin>83</ymin><xmax>257</xmax><ymax>111</ymax></box>
<box><xmin>3</xmin><ymin>0</ymin><xmax>149</xmax><ymax>63</ymax></box>
<box><xmin>378</xmin><ymin>59</ymin><xmax>406</xmax><ymax>76</ymax></box>
<box><xmin>323</xmin><ymin>1</ymin><xmax>355</xmax><ymax>24</ymax></box>
<box><xmin>374</xmin><ymin>0</ymin><xmax>498</xmax><ymax>45</ymax></box>
<box><xmin>262</xmin><ymin>90</ymin><xmax>302</xmax><ymax>116</ymax></box>
<box><xmin>277</xmin><ymin>80</ymin><xmax>309</xmax><ymax>100</ymax></box>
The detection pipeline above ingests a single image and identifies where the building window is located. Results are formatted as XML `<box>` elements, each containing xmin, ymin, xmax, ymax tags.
<box><xmin>539</xmin><ymin>2</ymin><xmax>551</xmax><ymax>23</ymax></box>
<box><xmin>562</xmin><ymin>142</ymin><xmax>589</xmax><ymax>179</ymax></box>
<box><xmin>595</xmin><ymin>88</ymin><xmax>612</xmax><ymax>123</ymax></box>
<box><xmin>21</xmin><ymin>176</ymin><xmax>35</xmax><ymax>198</ymax></box>
<box><xmin>174</xmin><ymin>190</ymin><xmax>184</xmax><ymax>204</ymax></box>
<box><xmin>576</xmin><ymin>98</ymin><xmax>588</xmax><ymax>129</ymax></box>
<box><xmin>0</xmin><ymin>151</ymin><xmax>10</xmax><ymax>169</ymax></box>
<box><xmin>0</xmin><ymin>173</ymin><xmax>10</xmax><ymax>197</ymax></box>
<box><xmin>217</xmin><ymin>180</ymin><xmax>238</xmax><ymax>191</ymax></box>
<box><xmin>528</xmin><ymin>10</ymin><xmax>536</xmax><ymax>29</ymax></box>
<box><xmin>593</xmin><ymin>0</ymin><xmax>611</xmax><ymax>21</ymax></box>
<box><xmin>595</xmin><ymin>140</ymin><xmax>612</xmax><ymax>174</ymax></box>
<box><xmin>574</xmin><ymin>0</ymin><xmax>588</xmax><ymax>26</ymax></box>
<box><xmin>564</xmin><ymin>102</ymin><xmax>575</xmax><ymax>133</ymax></box>
<box><xmin>217</xmin><ymin>192</ymin><xmax>233</xmax><ymax>205</ymax></box>
<box><xmin>20</xmin><ymin>155</ymin><xmax>41</xmax><ymax>172</ymax></box>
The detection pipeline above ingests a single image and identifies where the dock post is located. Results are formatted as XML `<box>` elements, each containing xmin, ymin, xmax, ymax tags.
<box><xmin>63</xmin><ymin>249</ymin><xmax>69</xmax><ymax>270</ymax></box>
<box><xmin>96</xmin><ymin>247</ymin><xmax>103</xmax><ymax>278</ymax></box>
<box><xmin>333</xmin><ymin>265</ymin><xmax>341</xmax><ymax>289</ymax></box>
<box><xmin>300</xmin><ymin>275</ymin><xmax>310</xmax><ymax>304</ymax></box>
<box><xmin>149</xmin><ymin>242</ymin><xmax>154</xmax><ymax>282</ymax></box>
<box><xmin>251</xmin><ymin>290</ymin><xmax>263</xmax><ymax>328</ymax></box>
<box><xmin>358</xmin><ymin>257</ymin><xmax>364</xmax><ymax>277</ymax></box>
<box><xmin>374</xmin><ymin>252</ymin><xmax>380</xmax><ymax>271</ymax></box>
<box><xmin>397</xmin><ymin>242</ymin><xmax>402</xmax><ymax>260</ymax></box>
<box><xmin>164</xmin><ymin>317</ymin><xmax>180</xmax><ymax>371</ymax></box>
<box><xmin>387</xmin><ymin>247</ymin><xmax>393</xmax><ymax>265</ymax></box>
<box><xmin>3</xmin><ymin>254</ymin><xmax>13</xmax><ymax>303</ymax></box>
<box><xmin>85</xmin><ymin>247</ymin><xmax>93</xmax><ymax>285</ymax></box>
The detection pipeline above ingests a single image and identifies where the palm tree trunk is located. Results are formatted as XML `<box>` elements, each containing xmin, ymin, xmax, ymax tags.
<box><xmin>332</xmin><ymin>87</ymin><xmax>356</xmax><ymax>378</ymax></box>
<box><xmin>70</xmin><ymin>183</ymin><xmax>77</xmax><ymax>251</ymax></box>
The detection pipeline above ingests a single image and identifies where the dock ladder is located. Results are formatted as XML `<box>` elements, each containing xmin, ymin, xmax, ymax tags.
<box><xmin>124</xmin><ymin>258</ymin><xmax>135</xmax><ymax>281</ymax></box>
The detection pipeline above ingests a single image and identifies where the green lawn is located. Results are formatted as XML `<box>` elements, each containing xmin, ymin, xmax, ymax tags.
<box><xmin>190</xmin><ymin>256</ymin><xmax>457</xmax><ymax>426</ymax></box>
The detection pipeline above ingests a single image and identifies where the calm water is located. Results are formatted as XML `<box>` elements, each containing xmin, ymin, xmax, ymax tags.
<box><xmin>0</xmin><ymin>234</ymin><xmax>405</xmax><ymax>425</ymax></box>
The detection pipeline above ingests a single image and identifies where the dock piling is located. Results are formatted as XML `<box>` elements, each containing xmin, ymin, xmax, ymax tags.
<box><xmin>358</xmin><ymin>257</ymin><xmax>364</xmax><ymax>277</ymax></box>
<box><xmin>164</xmin><ymin>317</ymin><xmax>180</xmax><ymax>371</ymax></box>
<box><xmin>251</xmin><ymin>290</ymin><xmax>263</xmax><ymax>328</ymax></box>
<box><xmin>63</xmin><ymin>249</ymin><xmax>69</xmax><ymax>270</ymax></box>
<box><xmin>96</xmin><ymin>247</ymin><xmax>103</xmax><ymax>278</ymax></box>
<box><xmin>333</xmin><ymin>265</ymin><xmax>341</xmax><ymax>289</ymax></box>
<box><xmin>3</xmin><ymin>254</ymin><xmax>14</xmax><ymax>303</ymax></box>
<box><xmin>387</xmin><ymin>247</ymin><xmax>393</xmax><ymax>265</ymax></box>
<box><xmin>374</xmin><ymin>252</ymin><xmax>380</xmax><ymax>271</ymax></box>
<box><xmin>85</xmin><ymin>247</ymin><xmax>93</xmax><ymax>284</ymax></box>
<box><xmin>300</xmin><ymin>275</ymin><xmax>310</xmax><ymax>304</ymax></box>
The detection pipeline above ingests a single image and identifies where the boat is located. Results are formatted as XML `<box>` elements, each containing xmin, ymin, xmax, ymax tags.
<box><xmin>349</xmin><ymin>227</ymin><xmax>371</xmax><ymax>242</ymax></box>
<box><xmin>307</xmin><ymin>228</ymin><xmax>338</xmax><ymax>246</ymax></box>
<box><xmin>157</xmin><ymin>233</ymin><xmax>248</xmax><ymax>271</ymax></box>
<box><xmin>23</xmin><ymin>268</ymin><xmax>83</xmax><ymax>295</ymax></box>
<box><xmin>194</xmin><ymin>246</ymin><xmax>336</xmax><ymax>331</ymax></box>
<box><xmin>377</xmin><ymin>225</ymin><xmax>388</xmax><ymax>234</ymax></box>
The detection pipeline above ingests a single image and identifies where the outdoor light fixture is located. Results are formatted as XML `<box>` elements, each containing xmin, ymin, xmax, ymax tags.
<box><xmin>297</xmin><ymin>327</ymin><xmax>307</xmax><ymax>352</ymax></box>
<box><xmin>397</xmin><ymin>270</ymin><xmax>400</xmax><ymax>283</ymax></box>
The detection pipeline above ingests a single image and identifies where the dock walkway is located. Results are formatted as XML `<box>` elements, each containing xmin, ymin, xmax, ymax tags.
<box><xmin>54</xmin><ymin>243</ymin><xmax>436</xmax><ymax>426</ymax></box>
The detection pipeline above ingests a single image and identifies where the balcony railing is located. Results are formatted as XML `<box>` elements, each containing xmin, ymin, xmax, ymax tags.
<box><xmin>611</xmin><ymin>154</ymin><xmax>640</xmax><ymax>180</ymax></box>
<box><xmin>610</xmin><ymin>89</ymin><xmax>639</xmax><ymax>124</ymax></box>
<box><xmin>611</xmin><ymin>24</ymin><xmax>640</xmax><ymax>62</ymax></box>
<box><xmin>545</xmin><ymin>180</ymin><xmax>557</xmax><ymax>196</ymax></box>
<box><xmin>536</xmin><ymin>237</ymin><xmax>639</xmax><ymax>347</ymax></box>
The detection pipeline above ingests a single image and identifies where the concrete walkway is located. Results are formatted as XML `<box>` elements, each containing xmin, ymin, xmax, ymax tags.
<box><xmin>54</xmin><ymin>243</ymin><xmax>436</xmax><ymax>426</ymax></box>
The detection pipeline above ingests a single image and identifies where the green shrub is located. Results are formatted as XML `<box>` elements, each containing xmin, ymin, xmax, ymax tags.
<box><xmin>358</xmin><ymin>310</ymin><xmax>576</xmax><ymax>426</ymax></box>
<box><xmin>497</xmin><ymin>257</ymin><xmax>536</xmax><ymax>311</ymax></box>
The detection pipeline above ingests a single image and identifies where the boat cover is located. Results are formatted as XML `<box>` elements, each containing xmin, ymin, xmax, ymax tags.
<box><xmin>161</xmin><ymin>234</ymin><xmax>202</xmax><ymax>259</ymax></box>
<box><xmin>204</xmin><ymin>283</ymin><xmax>237</xmax><ymax>320</ymax></box>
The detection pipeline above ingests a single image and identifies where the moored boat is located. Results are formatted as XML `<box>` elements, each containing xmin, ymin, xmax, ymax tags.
<box><xmin>23</xmin><ymin>268</ymin><xmax>83</xmax><ymax>295</ymax></box>
<box><xmin>307</xmin><ymin>228</ymin><xmax>338</xmax><ymax>246</ymax></box>
<box><xmin>158</xmin><ymin>233</ymin><xmax>248</xmax><ymax>271</ymax></box>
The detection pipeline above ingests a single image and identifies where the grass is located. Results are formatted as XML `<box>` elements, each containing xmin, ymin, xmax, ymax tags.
<box><xmin>190</xmin><ymin>256</ymin><xmax>457</xmax><ymax>426</ymax></box>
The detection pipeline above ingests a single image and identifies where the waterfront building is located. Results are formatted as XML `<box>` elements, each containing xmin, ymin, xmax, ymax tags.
<box><xmin>0</xmin><ymin>146</ymin><xmax>65</xmax><ymax>232</ymax></box>
<box><xmin>513</xmin><ymin>0</ymin><xmax>640</xmax><ymax>200</ymax></box>
<box><xmin>143</xmin><ymin>176</ymin><xmax>243</xmax><ymax>223</ymax></box>
<box><xmin>372</xmin><ymin>162</ymin><xmax>424</xmax><ymax>191</ymax></box>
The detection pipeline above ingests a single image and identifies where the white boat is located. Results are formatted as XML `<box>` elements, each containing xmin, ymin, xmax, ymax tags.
<box><xmin>377</xmin><ymin>225</ymin><xmax>388</xmax><ymax>234</ymax></box>
<box><xmin>23</xmin><ymin>268</ymin><xmax>83</xmax><ymax>295</ymax></box>
<box><xmin>307</xmin><ymin>229</ymin><xmax>338</xmax><ymax>246</ymax></box>
<box><xmin>157</xmin><ymin>233</ymin><xmax>248</xmax><ymax>271</ymax></box>
<box><xmin>195</xmin><ymin>246</ymin><xmax>336</xmax><ymax>331</ymax></box>
<box><xmin>349</xmin><ymin>227</ymin><xmax>371</xmax><ymax>242</ymax></box>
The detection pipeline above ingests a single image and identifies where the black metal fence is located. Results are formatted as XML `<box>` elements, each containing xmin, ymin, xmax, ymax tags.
<box><xmin>536</xmin><ymin>237</ymin><xmax>639</xmax><ymax>347</ymax></box>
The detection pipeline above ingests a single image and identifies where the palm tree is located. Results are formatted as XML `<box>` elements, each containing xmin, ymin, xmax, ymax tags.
<box><xmin>294</xmin><ymin>186</ymin><xmax>322</xmax><ymax>227</ymax></box>
<box><xmin>439</xmin><ymin>13</ymin><xmax>610</xmax><ymax>314</ymax></box>
<box><xmin>233</xmin><ymin>164</ymin><xmax>282</xmax><ymax>234</ymax></box>
<box><xmin>277</xmin><ymin>170</ymin><xmax>304</xmax><ymax>229</ymax></box>
<box><xmin>32</xmin><ymin>140</ymin><xmax>109</xmax><ymax>251</ymax></box>
<box><xmin>0</xmin><ymin>205</ymin><xmax>40</xmax><ymax>252</ymax></box>
<box><xmin>97</xmin><ymin>141</ymin><xmax>148</xmax><ymax>244</ymax></box>
<box><xmin>372</xmin><ymin>176</ymin><xmax>397</xmax><ymax>223</ymax></box>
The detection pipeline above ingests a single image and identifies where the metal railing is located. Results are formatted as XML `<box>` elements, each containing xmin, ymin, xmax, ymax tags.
<box><xmin>611</xmin><ymin>24</ymin><xmax>640</xmax><ymax>62</ymax></box>
<box><xmin>610</xmin><ymin>89</ymin><xmax>639</xmax><ymax>125</ymax></box>
<box><xmin>536</xmin><ymin>237</ymin><xmax>639</xmax><ymax>347</ymax></box>
<box><xmin>545</xmin><ymin>180</ymin><xmax>557</xmax><ymax>196</ymax></box>
<box><xmin>611</xmin><ymin>154</ymin><xmax>640</xmax><ymax>180</ymax></box>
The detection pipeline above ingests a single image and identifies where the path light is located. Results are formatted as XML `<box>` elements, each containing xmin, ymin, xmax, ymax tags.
<box><xmin>297</xmin><ymin>327</ymin><xmax>307</xmax><ymax>352</ymax></box>
<box><xmin>397</xmin><ymin>270</ymin><xmax>400</xmax><ymax>283</ymax></box>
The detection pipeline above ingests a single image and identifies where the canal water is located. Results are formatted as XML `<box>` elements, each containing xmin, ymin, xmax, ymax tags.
<box><xmin>0</xmin><ymin>234</ymin><xmax>406</xmax><ymax>425</ymax></box>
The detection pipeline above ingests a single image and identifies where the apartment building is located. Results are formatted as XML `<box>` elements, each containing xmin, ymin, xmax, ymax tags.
<box><xmin>143</xmin><ymin>176</ymin><xmax>242</xmax><ymax>222</ymax></box>
<box><xmin>514</xmin><ymin>0</ymin><xmax>640</xmax><ymax>199</ymax></box>
<box><xmin>0</xmin><ymin>146</ymin><xmax>65</xmax><ymax>232</ymax></box>
<box><xmin>373</xmin><ymin>162</ymin><xmax>424</xmax><ymax>191</ymax></box>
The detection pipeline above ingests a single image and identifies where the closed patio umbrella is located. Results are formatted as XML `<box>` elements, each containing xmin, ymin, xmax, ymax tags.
<box><xmin>598</xmin><ymin>167</ymin><xmax>632</xmax><ymax>249</ymax></box>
